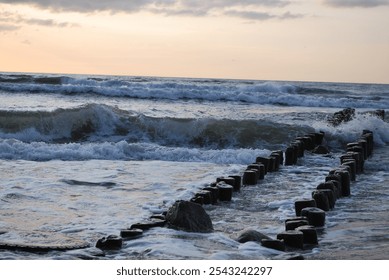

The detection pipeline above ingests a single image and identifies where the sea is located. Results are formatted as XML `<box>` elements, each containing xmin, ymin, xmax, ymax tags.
<box><xmin>0</xmin><ymin>72</ymin><xmax>388</xmax><ymax>260</ymax></box>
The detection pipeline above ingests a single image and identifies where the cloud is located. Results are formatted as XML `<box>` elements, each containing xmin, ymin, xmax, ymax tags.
<box><xmin>0</xmin><ymin>1</ymin><xmax>292</xmax><ymax>13</ymax></box>
<box><xmin>223</xmin><ymin>10</ymin><xmax>275</xmax><ymax>21</ymax></box>
<box><xmin>0</xmin><ymin>10</ymin><xmax>78</xmax><ymax>30</ymax></box>
<box><xmin>0</xmin><ymin>1</ymin><xmax>303</xmax><ymax>22</ymax></box>
<box><xmin>0</xmin><ymin>23</ymin><xmax>20</xmax><ymax>32</ymax></box>
<box><xmin>324</xmin><ymin>0</ymin><xmax>389</xmax><ymax>8</ymax></box>
<box><xmin>23</xmin><ymin>17</ymin><xmax>76</xmax><ymax>27</ymax></box>
<box><xmin>223</xmin><ymin>10</ymin><xmax>303</xmax><ymax>21</ymax></box>
<box><xmin>0</xmin><ymin>1</ymin><xmax>293</xmax><ymax>18</ymax></box>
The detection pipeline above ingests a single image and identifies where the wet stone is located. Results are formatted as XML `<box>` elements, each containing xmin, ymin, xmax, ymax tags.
<box><xmin>0</xmin><ymin>230</ymin><xmax>90</xmax><ymax>253</ymax></box>
<box><xmin>95</xmin><ymin>235</ymin><xmax>122</xmax><ymax>250</ymax></box>
<box><xmin>261</xmin><ymin>239</ymin><xmax>285</xmax><ymax>251</ymax></box>
<box><xmin>150</xmin><ymin>214</ymin><xmax>166</xmax><ymax>221</ymax></box>
<box><xmin>235</xmin><ymin>229</ymin><xmax>271</xmax><ymax>244</ymax></box>
<box><xmin>129</xmin><ymin>220</ymin><xmax>166</xmax><ymax>231</ymax></box>
<box><xmin>166</xmin><ymin>200</ymin><xmax>213</xmax><ymax>233</ymax></box>
<box><xmin>120</xmin><ymin>228</ymin><xmax>143</xmax><ymax>239</ymax></box>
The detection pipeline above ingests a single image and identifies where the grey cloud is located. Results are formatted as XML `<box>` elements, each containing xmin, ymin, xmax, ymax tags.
<box><xmin>279</xmin><ymin>11</ymin><xmax>304</xmax><ymax>19</ymax></box>
<box><xmin>324</xmin><ymin>0</ymin><xmax>389</xmax><ymax>8</ymax></box>
<box><xmin>0</xmin><ymin>23</ymin><xmax>20</xmax><ymax>32</ymax></box>
<box><xmin>0</xmin><ymin>0</ymin><xmax>153</xmax><ymax>12</ymax></box>
<box><xmin>23</xmin><ymin>17</ymin><xmax>76</xmax><ymax>27</ymax></box>
<box><xmin>224</xmin><ymin>10</ymin><xmax>275</xmax><ymax>21</ymax></box>
<box><xmin>0</xmin><ymin>1</ymin><xmax>302</xmax><ymax>22</ymax></box>
<box><xmin>0</xmin><ymin>10</ymin><xmax>77</xmax><ymax>30</ymax></box>
<box><xmin>224</xmin><ymin>10</ymin><xmax>304</xmax><ymax>21</ymax></box>
<box><xmin>0</xmin><ymin>0</ymin><xmax>291</xmax><ymax>13</ymax></box>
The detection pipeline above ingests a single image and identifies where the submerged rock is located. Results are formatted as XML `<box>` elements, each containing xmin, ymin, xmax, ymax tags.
<box><xmin>165</xmin><ymin>200</ymin><xmax>213</xmax><ymax>233</ymax></box>
<box><xmin>261</xmin><ymin>239</ymin><xmax>285</xmax><ymax>251</ymax></box>
<box><xmin>0</xmin><ymin>230</ymin><xmax>89</xmax><ymax>253</ymax></box>
<box><xmin>235</xmin><ymin>229</ymin><xmax>271</xmax><ymax>243</ymax></box>
<box><xmin>95</xmin><ymin>235</ymin><xmax>122</xmax><ymax>250</ymax></box>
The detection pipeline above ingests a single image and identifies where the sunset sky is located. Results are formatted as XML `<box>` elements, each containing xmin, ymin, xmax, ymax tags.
<box><xmin>1</xmin><ymin>0</ymin><xmax>388</xmax><ymax>83</ymax></box>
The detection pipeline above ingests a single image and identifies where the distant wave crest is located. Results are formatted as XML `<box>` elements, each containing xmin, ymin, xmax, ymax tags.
<box><xmin>0</xmin><ymin>73</ymin><xmax>387</xmax><ymax>108</ymax></box>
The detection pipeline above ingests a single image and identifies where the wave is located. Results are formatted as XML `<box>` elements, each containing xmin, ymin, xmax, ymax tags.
<box><xmin>1</xmin><ymin>104</ymin><xmax>387</xmax><ymax>162</ymax></box>
<box><xmin>312</xmin><ymin>113</ymin><xmax>389</xmax><ymax>147</ymax></box>
<box><xmin>0</xmin><ymin>139</ymin><xmax>271</xmax><ymax>163</ymax></box>
<box><xmin>0</xmin><ymin>104</ymin><xmax>313</xmax><ymax>148</ymax></box>
<box><xmin>1</xmin><ymin>73</ymin><xmax>388</xmax><ymax>109</ymax></box>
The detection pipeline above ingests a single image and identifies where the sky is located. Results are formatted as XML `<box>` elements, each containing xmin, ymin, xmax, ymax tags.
<box><xmin>0</xmin><ymin>0</ymin><xmax>388</xmax><ymax>84</ymax></box>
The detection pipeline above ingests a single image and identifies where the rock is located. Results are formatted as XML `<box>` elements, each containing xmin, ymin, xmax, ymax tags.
<box><xmin>165</xmin><ymin>200</ymin><xmax>213</xmax><ymax>233</ymax></box>
<box><xmin>0</xmin><ymin>231</ymin><xmax>89</xmax><ymax>253</ymax></box>
<box><xmin>312</xmin><ymin>145</ymin><xmax>330</xmax><ymax>154</ymax></box>
<box><xmin>235</xmin><ymin>229</ymin><xmax>271</xmax><ymax>243</ymax></box>
<box><xmin>129</xmin><ymin>220</ymin><xmax>166</xmax><ymax>231</ymax></box>
<box><xmin>95</xmin><ymin>235</ymin><xmax>122</xmax><ymax>250</ymax></box>
<box><xmin>150</xmin><ymin>214</ymin><xmax>166</xmax><ymax>220</ymax></box>
<box><xmin>261</xmin><ymin>239</ymin><xmax>285</xmax><ymax>251</ymax></box>
<box><xmin>120</xmin><ymin>229</ymin><xmax>143</xmax><ymax>239</ymax></box>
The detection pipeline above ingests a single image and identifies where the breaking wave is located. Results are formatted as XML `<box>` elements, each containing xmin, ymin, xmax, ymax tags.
<box><xmin>1</xmin><ymin>73</ymin><xmax>388</xmax><ymax>108</ymax></box>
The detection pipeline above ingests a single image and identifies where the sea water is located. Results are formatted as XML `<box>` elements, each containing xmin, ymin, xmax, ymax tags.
<box><xmin>0</xmin><ymin>73</ymin><xmax>388</xmax><ymax>259</ymax></box>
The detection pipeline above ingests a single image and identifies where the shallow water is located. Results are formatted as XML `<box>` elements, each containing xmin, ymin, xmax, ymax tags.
<box><xmin>0</xmin><ymin>144</ymin><xmax>387</xmax><ymax>260</ymax></box>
